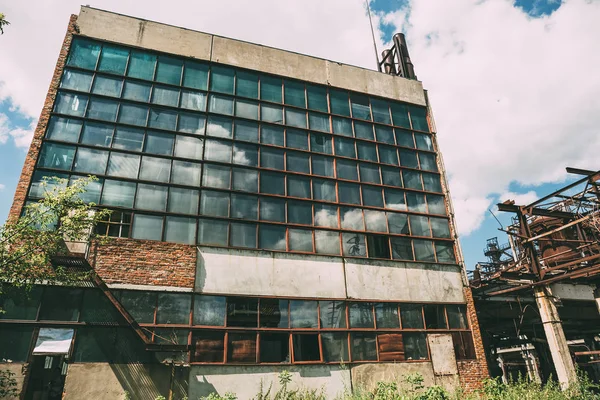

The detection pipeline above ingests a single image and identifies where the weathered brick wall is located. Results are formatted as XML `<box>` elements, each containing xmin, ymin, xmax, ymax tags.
<box><xmin>8</xmin><ymin>14</ymin><xmax>78</xmax><ymax>223</ymax></box>
<box><xmin>89</xmin><ymin>238</ymin><xmax>197</xmax><ymax>288</ymax></box>
<box><xmin>458</xmin><ymin>287</ymin><xmax>490</xmax><ymax>392</ymax></box>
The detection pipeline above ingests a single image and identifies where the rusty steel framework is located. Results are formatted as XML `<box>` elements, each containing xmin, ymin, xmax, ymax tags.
<box><xmin>471</xmin><ymin>167</ymin><xmax>600</xmax><ymax>296</ymax></box>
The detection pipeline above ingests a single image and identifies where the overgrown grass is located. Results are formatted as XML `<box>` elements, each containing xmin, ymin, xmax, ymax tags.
<box><xmin>197</xmin><ymin>370</ymin><xmax>600</xmax><ymax>400</ymax></box>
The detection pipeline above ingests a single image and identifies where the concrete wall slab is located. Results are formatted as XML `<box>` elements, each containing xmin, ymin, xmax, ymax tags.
<box><xmin>428</xmin><ymin>334</ymin><xmax>458</xmax><ymax>376</ymax></box>
<box><xmin>551</xmin><ymin>283</ymin><xmax>595</xmax><ymax>301</ymax></box>
<box><xmin>345</xmin><ymin>260</ymin><xmax>465</xmax><ymax>302</ymax></box>
<box><xmin>351</xmin><ymin>362</ymin><xmax>436</xmax><ymax>391</ymax></box>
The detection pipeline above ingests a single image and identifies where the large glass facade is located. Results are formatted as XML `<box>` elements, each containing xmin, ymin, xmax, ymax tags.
<box><xmin>30</xmin><ymin>36</ymin><xmax>455</xmax><ymax>263</ymax></box>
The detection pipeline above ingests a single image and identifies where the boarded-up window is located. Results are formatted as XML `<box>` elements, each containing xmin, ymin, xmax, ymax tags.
<box><xmin>377</xmin><ymin>333</ymin><xmax>404</xmax><ymax>361</ymax></box>
<box><xmin>193</xmin><ymin>331</ymin><xmax>224</xmax><ymax>362</ymax></box>
<box><xmin>227</xmin><ymin>333</ymin><xmax>256</xmax><ymax>363</ymax></box>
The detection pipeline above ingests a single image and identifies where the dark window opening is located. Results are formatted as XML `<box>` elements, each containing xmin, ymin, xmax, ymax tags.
<box><xmin>260</xmin><ymin>333</ymin><xmax>290</xmax><ymax>363</ymax></box>
<box><xmin>227</xmin><ymin>297</ymin><xmax>258</xmax><ymax>327</ymax></box>
<box><xmin>404</xmin><ymin>332</ymin><xmax>428</xmax><ymax>360</ymax></box>
<box><xmin>367</xmin><ymin>235</ymin><xmax>390</xmax><ymax>259</ymax></box>
<box><xmin>423</xmin><ymin>304</ymin><xmax>447</xmax><ymax>329</ymax></box>
<box><xmin>400</xmin><ymin>304</ymin><xmax>423</xmax><ymax>329</ymax></box>
<box><xmin>452</xmin><ymin>332</ymin><xmax>476</xmax><ymax>360</ymax></box>
<box><xmin>293</xmin><ymin>334</ymin><xmax>320</xmax><ymax>362</ymax></box>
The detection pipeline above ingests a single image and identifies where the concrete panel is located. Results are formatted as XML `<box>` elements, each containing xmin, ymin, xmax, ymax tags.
<box><xmin>196</xmin><ymin>247</ymin><xmax>347</xmax><ymax>298</ymax></box>
<box><xmin>433</xmin><ymin>374</ymin><xmax>460</xmax><ymax>393</ymax></box>
<box><xmin>211</xmin><ymin>36</ymin><xmax>328</xmax><ymax>84</ymax></box>
<box><xmin>63</xmin><ymin>363</ymin><xmax>188</xmax><ymax>400</ymax></box>
<box><xmin>427</xmin><ymin>334</ymin><xmax>458</xmax><ymax>376</ymax></box>
<box><xmin>189</xmin><ymin>365</ymin><xmax>349</xmax><ymax>399</ymax></box>
<box><xmin>351</xmin><ymin>362</ymin><xmax>436</xmax><ymax>391</ymax></box>
<box><xmin>78</xmin><ymin>7</ymin><xmax>212</xmax><ymax>60</ymax></box>
<box><xmin>0</xmin><ymin>363</ymin><xmax>26</xmax><ymax>400</ymax></box>
<box><xmin>344</xmin><ymin>260</ymin><xmax>465</xmax><ymax>302</ymax></box>
<box><xmin>551</xmin><ymin>283</ymin><xmax>595</xmax><ymax>301</ymax></box>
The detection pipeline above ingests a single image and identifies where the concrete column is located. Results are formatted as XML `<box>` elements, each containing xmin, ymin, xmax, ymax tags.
<box><xmin>533</xmin><ymin>285</ymin><xmax>577</xmax><ymax>389</ymax></box>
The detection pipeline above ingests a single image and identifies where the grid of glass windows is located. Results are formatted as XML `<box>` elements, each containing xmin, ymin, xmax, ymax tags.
<box><xmin>31</xmin><ymin>36</ymin><xmax>456</xmax><ymax>263</ymax></box>
<box><xmin>0</xmin><ymin>286</ymin><xmax>475</xmax><ymax>364</ymax></box>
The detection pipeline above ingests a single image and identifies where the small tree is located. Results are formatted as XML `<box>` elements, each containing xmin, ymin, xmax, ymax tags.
<box><xmin>0</xmin><ymin>13</ymin><xmax>10</xmax><ymax>35</ymax></box>
<box><xmin>0</xmin><ymin>176</ymin><xmax>111</xmax><ymax>304</ymax></box>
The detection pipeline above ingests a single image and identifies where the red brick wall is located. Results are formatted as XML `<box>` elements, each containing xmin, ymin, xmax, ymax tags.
<box><xmin>458</xmin><ymin>287</ymin><xmax>490</xmax><ymax>392</ymax></box>
<box><xmin>8</xmin><ymin>14</ymin><xmax>78</xmax><ymax>223</ymax></box>
<box><xmin>89</xmin><ymin>238</ymin><xmax>197</xmax><ymax>288</ymax></box>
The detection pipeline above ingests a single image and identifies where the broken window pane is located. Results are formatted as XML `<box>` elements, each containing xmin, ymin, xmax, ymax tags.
<box><xmin>367</xmin><ymin>235</ymin><xmax>390</xmax><ymax>259</ymax></box>
<box><xmin>424</xmin><ymin>304</ymin><xmax>447</xmax><ymax>329</ymax></box>
<box><xmin>260</xmin><ymin>333</ymin><xmax>290</xmax><ymax>363</ymax></box>
<box><xmin>293</xmin><ymin>334</ymin><xmax>320</xmax><ymax>361</ymax></box>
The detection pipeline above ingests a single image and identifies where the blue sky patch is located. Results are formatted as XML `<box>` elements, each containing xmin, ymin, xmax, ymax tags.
<box><xmin>514</xmin><ymin>0</ymin><xmax>563</xmax><ymax>17</ymax></box>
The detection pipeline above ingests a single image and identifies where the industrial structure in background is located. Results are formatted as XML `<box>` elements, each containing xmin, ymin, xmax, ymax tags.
<box><xmin>0</xmin><ymin>7</ymin><xmax>488</xmax><ymax>399</ymax></box>
<box><xmin>471</xmin><ymin>167</ymin><xmax>600</xmax><ymax>388</ymax></box>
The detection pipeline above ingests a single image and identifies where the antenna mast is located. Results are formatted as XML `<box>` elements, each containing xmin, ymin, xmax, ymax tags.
<box><xmin>365</xmin><ymin>0</ymin><xmax>381</xmax><ymax>71</ymax></box>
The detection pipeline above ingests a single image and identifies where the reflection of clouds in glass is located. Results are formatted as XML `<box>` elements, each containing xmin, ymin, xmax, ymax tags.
<box><xmin>205</xmin><ymin>140</ymin><xmax>231</xmax><ymax>162</ymax></box>
<box><xmin>386</xmin><ymin>201</ymin><xmax>406</xmax><ymax>211</ymax></box>
<box><xmin>233</xmin><ymin>147</ymin><xmax>251</xmax><ymax>165</ymax></box>
<box><xmin>272</xmin><ymin>238</ymin><xmax>287</xmax><ymax>250</ymax></box>
<box><xmin>203</xmin><ymin>166</ymin><xmax>229</xmax><ymax>189</ymax></box>
<box><xmin>181</xmin><ymin>91</ymin><xmax>206</xmax><ymax>111</ymax></box>
<box><xmin>315</xmin><ymin>231</ymin><xmax>340</xmax><ymax>255</ymax></box>
<box><xmin>340</xmin><ymin>208</ymin><xmax>363</xmax><ymax>230</ymax></box>
<box><xmin>365</xmin><ymin>211</ymin><xmax>387</xmax><ymax>232</ymax></box>
<box><xmin>206</xmin><ymin>121</ymin><xmax>232</xmax><ymax>138</ymax></box>
<box><xmin>315</xmin><ymin>208</ymin><xmax>338</xmax><ymax>227</ymax></box>
<box><xmin>260</xmin><ymin>200</ymin><xmax>284</xmax><ymax>222</ymax></box>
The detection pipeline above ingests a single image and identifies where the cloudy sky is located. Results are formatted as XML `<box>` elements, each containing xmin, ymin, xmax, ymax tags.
<box><xmin>0</xmin><ymin>0</ymin><xmax>598</xmax><ymax>268</ymax></box>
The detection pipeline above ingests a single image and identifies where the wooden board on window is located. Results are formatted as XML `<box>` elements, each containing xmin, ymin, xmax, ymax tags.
<box><xmin>378</xmin><ymin>333</ymin><xmax>405</xmax><ymax>361</ymax></box>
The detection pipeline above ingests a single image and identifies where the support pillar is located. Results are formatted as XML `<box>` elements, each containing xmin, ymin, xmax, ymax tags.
<box><xmin>533</xmin><ymin>285</ymin><xmax>577</xmax><ymax>389</ymax></box>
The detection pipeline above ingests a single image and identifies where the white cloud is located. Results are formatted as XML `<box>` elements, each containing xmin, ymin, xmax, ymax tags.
<box><xmin>380</xmin><ymin>0</ymin><xmax>600</xmax><ymax>235</ymax></box>
<box><xmin>499</xmin><ymin>191</ymin><xmax>539</xmax><ymax>206</ymax></box>
<box><xmin>0</xmin><ymin>112</ymin><xmax>34</xmax><ymax>148</ymax></box>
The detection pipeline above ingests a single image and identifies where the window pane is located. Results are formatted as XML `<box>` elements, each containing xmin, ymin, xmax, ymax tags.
<box><xmin>68</xmin><ymin>38</ymin><xmax>100</xmax><ymax>69</ymax></box>
<box><xmin>381</xmin><ymin>167</ymin><xmax>402</xmax><ymax>187</ymax></box>
<box><xmin>315</xmin><ymin>230</ymin><xmax>340</xmax><ymax>255</ymax></box>
<box><xmin>87</xmin><ymin>98</ymin><xmax>118</xmax><ymax>121</ymax></box>
<box><xmin>401</xmin><ymin>304</ymin><xmax>424</xmax><ymax>329</ymax></box>
<box><xmin>198</xmin><ymin>218</ymin><xmax>228</xmax><ymax>246</ymax></box>
<box><xmin>128</xmin><ymin>51</ymin><xmax>156</xmax><ymax>80</ymax></box>
<box><xmin>285</xmin><ymin>109</ymin><xmax>306</xmax><ymax>128</ymax></box>
<box><xmin>208</xmin><ymin>94</ymin><xmax>234</xmax><ymax>115</ymax></box>
<box><xmin>157</xmin><ymin>293</ymin><xmax>191</xmax><ymax>324</ymax></box>
<box><xmin>151</xmin><ymin>85</ymin><xmax>179</xmax><ymax>107</ymax></box>
<box><xmin>340</xmin><ymin>207</ymin><xmax>364</xmax><ymax>230</ymax></box>
<box><xmin>233</xmin><ymin>143</ymin><xmax>258</xmax><ymax>166</ymax></box>
<box><xmin>351</xmin><ymin>333</ymin><xmax>377</xmax><ymax>361</ymax></box>
<box><xmin>149</xmin><ymin>108</ymin><xmax>177</xmax><ymax>130</ymax></box>
<box><xmin>118</xmin><ymin>290</ymin><xmax>156</xmax><ymax>324</ymax></box>
<box><xmin>165</xmin><ymin>216</ymin><xmax>196</xmax><ymax>244</ymax></box>
<box><xmin>435</xmin><ymin>242</ymin><xmax>456</xmax><ymax>263</ymax></box>
<box><xmin>292</xmin><ymin>334</ymin><xmax>320</xmax><ymax>362</ymax></box>
<box><xmin>385</xmin><ymin>189</ymin><xmax>406</xmax><ymax>210</ymax></box>
<box><xmin>365</xmin><ymin>210</ymin><xmax>387</xmax><ymax>232</ymax></box>
<box><xmin>309</xmin><ymin>112</ymin><xmax>330</xmax><ymax>132</ymax></box>
<box><xmin>288</xmin><ymin>201</ymin><xmax>312</xmax><ymax>225</ymax></box>
<box><xmin>313</xmin><ymin>178</ymin><xmax>336</xmax><ymax>201</ymax></box>
<box><xmin>414</xmin><ymin>239</ymin><xmax>435</xmax><ymax>262</ymax></box>
<box><xmin>320</xmin><ymin>301</ymin><xmax>346</xmax><ymax>328</ymax></box>
<box><xmin>206</xmin><ymin>115</ymin><xmax>233</xmax><ymax>139</ymax></box>
<box><xmin>80</xmin><ymin>122</ymin><xmax>113</xmax><ymax>147</ymax></box>
<box><xmin>260</xmin><ymin>124</ymin><xmax>284</xmax><ymax>146</ymax></box>
<box><xmin>74</xmin><ymin>147</ymin><xmax>108</xmax><ymax>174</ymax></box>
<box><xmin>155</xmin><ymin>56</ymin><xmax>183</xmax><ymax>85</ymax></box>
<box><xmin>234</xmin><ymin>120</ymin><xmax>259</xmax><ymax>143</ymax></box>
<box><xmin>330</xmin><ymin>89</ymin><xmax>350</xmax><ymax>116</ymax></box>
<box><xmin>180</xmin><ymin>90</ymin><xmax>207</xmax><ymax>111</ymax></box>
<box><xmin>338</xmin><ymin>182</ymin><xmax>360</xmax><ymax>205</ymax></box>
<box><xmin>391</xmin><ymin>103</ymin><xmax>410</xmax><ymax>128</ymax></box>
<box><xmin>139</xmin><ymin>156</ymin><xmax>171</xmax><ymax>182</ymax></box>
<box><xmin>334</xmin><ymin>137</ymin><xmax>356</xmax><ymax>158</ymax></box>
<box><xmin>39</xmin><ymin>287</ymin><xmax>82</xmax><ymax>321</ymax></box>
<box><xmin>46</xmin><ymin>116</ymin><xmax>82</xmax><ymax>143</ymax></box>
<box><xmin>136</xmin><ymin>183</ymin><xmax>167</xmax><ymax>211</ymax></box>
<box><xmin>332</xmin><ymin>117</ymin><xmax>353</xmax><ymax>137</ymax></box>
<box><xmin>61</xmin><ymin>69</ymin><xmax>93</xmax><ymax>91</ymax></box>
<box><xmin>0</xmin><ymin>287</ymin><xmax>42</xmax><ymax>320</ymax></box>
<box><xmin>410</xmin><ymin>106</ymin><xmax>429</xmax><ymax>132</ymax></box>
<box><xmin>122</xmin><ymin>81</ymin><xmax>151</xmax><ymax>102</ymax></box>
<box><xmin>227</xmin><ymin>297</ymin><xmax>258</xmax><ymax>327</ymax></box>
<box><xmin>337</xmin><ymin>159</ymin><xmax>358</xmax><ymax>181</ymax></box>
<box><xmin>232</xmin><ymin>168</ymin><xmax>258</xmax><ymax>192</ymax></box>
<box><xmin>231</xmin><ymin>193</ymin><xmax>258</xmax><ymax>220</ymax></box>
<box><xmin>259</xmin><ymin>224</ymin><xmax>286</xmax><ymax>251</ymax></box>
<box><xmin>287</xmin><ymin>175</ymin><xmax>311</xmax><ymax>199</ymax></box>
<box><xmin>307</xmin><ymin>85</ymin><xmax>328</xmax><ymax>112</ymax></box>
<box><xmin>260</xmin><ymin>333</ymin><xmax>290</xmax><ymax>363</ymax></box>
<box><xmin>314</xmin><ymin>204</ymin><xmax>338</xmax><ymax>228</ymax></box>
<box><xmin>203</xmin><ymin>163</ymin><xmax>232</xmax><ymax>189</ymax></box>
<box><xmin>395</xmin><ymin>129</ymin><xmax>414</xmax><ymax>148</ymax></box>
<box><xmin>204</xmin><ymin>139</ymin><xmax>232</xmax><ymax>163</ymax></box>
<box><xmin>447</xmin><ymin>305</ymin><xmax>468</xmax><ymax>329</ymax></box>
<box><xmin>145</xmin><ymin>132</ymin><xmax>174</xmax><ymax>156</ymax></box>
<box><xmin>424</xmin><ymin>304</ymin><xmax>447</xmax><ymax>329</ymax></box>
<box><xmin>379</xmin><ymin>146</ymin><xmax>398</xmax><ymax>166</ymax></box>
<box><xmin>29</xmin><ymin>172</ymin><xmax>68</xmax><ymax>198</ymax></box>
<box><xmin>172</xmin><ymin>160</ymin><xmax>201</xmax><ymax>186</ymax></box>
<box><xmin>430</xmin><ymin>218</ymin><xmax>450</xmax><ymax>238</ymax></box>
<box><xmin>236</xmin><ymin>71</ymin><xmax>258</xmax><ymax>98</ymax></box>
<box><xmin>371</xmin><ymin>99</ymin><xmax>391</xmax><ymax>124</ymax></box>
<box><xmin>261</xmin><ymin>104</ymin><xmax>283</xmax><ymax>124</ymax></box>
<box><xmin>101</xmin><ymin>180</ymin><xmax>136</xmax><ymax>207</ymax></box>
<box><xmin>118</xmin><ymin>103</ymin><xmax>148</xmax><ymax>126</ymax></box>
<box><xmin>194</xmin><ymin>295</ymin><xmax>226</xmax><ymax>326</ymax></box>
<box><xmin>235</xmin><ymin>99</ymin><xmax>258</xmax><ymax>120</ymax></box>
<box><xmin>286</xmin><ymin>151</ymin><xmax>310</xmax><ymax>173</ymax></box>
<box><xmin>406</xmin><ymin>193</ymin><xmax>427</xmax><ymax>213</ymax></box>
<box><xmin>193</xmin><ymin>331</ymin><xmax>224</xmax><ymax>362</ymax></box>
<box><xmin>169</xmin><ymin>187</ymin><xmax>199</xmax><ymax>214</ymax></box>
<box><xmin>422</xmin><ymin>173</ymin><xmax>442</xmax><ymax>193</ymax></box>
<box><xmin>92</xmin><ymin>76</ymin><xmax>122</xmax><ymax>97</ymax></box>
<box><xmin>132</xmin><ymin>214</ymin><xmax>163</xmax><ymax>241</ymax></box>
<box><xmin>175</xmin><ymin>135</ymin><xmax>203</xmax><ymax>160</ymax></box>
<box><xmin>54</xmin><ymin>92</ymin><xmax>88</xmax><ymax>116</ymax></box>
<box><xmin>427</xmin><ymin>195</ymin><xmax>446</xmax><ymax>215</ymax></box>
<box><xmin>230</xmin><ymin>222</ymin><xmax>257</xmax><ymax>248</ymax></box>
<box><xmin>349</xmin><ymin>303</ymin><xmax>374</xmax><ymax>328</ymax></box>
<box><xmin>201</xmin><ymin>190</ymin><xmax>229</xmax><ymax>217</ymax></box>
<box><xmin>284</xmin><ymin>80</ymin><xmax>305</xmax><ymax>107</ymax></box>
<box><xmin>399</xmin><ymin>150</ymin><xmax>419</xmax><ymax>168</ymax></box>
<box><xmin>410</xmin><ymin>215</ymin><xmax>431</xmax><ymax>237</ymax></box>
<box><xmin>183</xmin><ymin>61</ymin><xmax>209</xmax><ymax>90</ymax></box>
<box><xmin>38</xmin><ymin>143</ymin><xmax>75</xmax><ymax>170</ymax></box>
<box><xmin>367</xmin><ymin>235</ymin><xmax>391</xmax><ymax>259</ymax></box>
<box><xmin>387</xmin><ymin>212</ymin><xmax>409</xmax><ymax>234</ymax></box>
<box><xmin>403</xmin><ymin>170</ymin><xmax>422</xmax><ymax>190</ymax></box>
<box><xmin>310</xmin><ymin>132</ymin><xmax>332</xmax><ymax>154</ymax></box>
<box><xmin>391</xmin><ymin>237</ymin><xmax>413</xmax><ymax>260</ymax></box>
<box><xmin>359</xmin><ymin>163</ymin><xmax>380</xmax><ymax>184</ymax></box>
<box><xmin>414</xmin><ymin>133</ymin><xmax>433</xmax><ymax>151</ymax></box>
<box><xmin>261</xmin><ymin>76</ymin><xmax>282</xmax><ymax>102</ymax></box>
<box><xmin>322</xmin><ymin>333</ymin><xmax>349</xmax><ymax>362</ymax></box>
<box><xmin>350</xmin><ymin>94</ymin><xmax>371</xmax><ymax>120</ymax></box>
<box><xmin>260</xmin><ymin>197</ymin><xmax>285</xmax><ymax>222</ymax></box>
<box><xmin>286</xmin><ymin>129</ymin><xmax>308</xmax><ymax>150</ymax></box>
<box><xmin>419</xmin><ymin>153</ymin><xmax>438</xmax><ymax>172</ymax></box>
<box><xmin>312</xmin><ymin>155</ymin><xmax>334</xmax><ymax>177</ymax></box>
<box><xmin>357</xmin><ymin>142</ymin><xmax>378</xmax><ymax>162</ymax></box>
<box><xmin>289</xmin><ymin>228</ymin><xmax>313</xmax><ymax>252</ymax></box>
<box><xmin>376</xmin><ymin>303</ymin><xmax>400</xmax><ymax>328</ymax></box>
<box><xmin>260</xmin><ymin>171</ymin><xmax>284</xmax><ymax>195</ymax></box>
<box><xmin>290</xmin><ymin>300</ymin><xmax>317</xmax><ymax>328</ymax></box>
<box><xmin>342</xmin><ymin>233</ymin><xmax>366</xmax><ymax>257</ymax></box>
<box><xmin>375</xmin><ymin>126</ymin><xmax>395</xmax><ymax>144</ymax></box>
<box><xmin>211</xmin><ymin>66</ymin><xmax>234</xmax><ymax>94</ymax></box>
<box><xmin>404</xmin><ymin>333</ymin><xmax>429</xmax><ymax>360</ymax></box>
<box><xmin>354</xmin><ymin>122</ymin><xmax>374</xmax><ymax>140</ymax></box>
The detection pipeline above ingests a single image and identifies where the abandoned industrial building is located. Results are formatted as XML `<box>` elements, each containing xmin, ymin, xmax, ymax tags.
<box><xmin>0</xmin><ymin>7</ymin><xmax>488</xmax><ymax>399</ymax></box>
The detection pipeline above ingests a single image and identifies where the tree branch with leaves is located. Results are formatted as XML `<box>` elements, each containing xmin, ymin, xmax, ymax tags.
<box><xmin>0</xmin><ymin>13</ymin><xmax>10</xmax><ymax>35</ymax></box>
